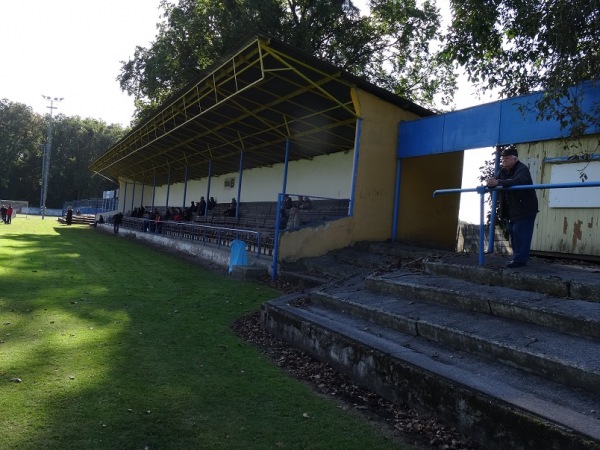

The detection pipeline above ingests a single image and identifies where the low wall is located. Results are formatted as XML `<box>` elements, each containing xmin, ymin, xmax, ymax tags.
<box><xmin>95</xmin><ymin>224</ymin><xmax>272</xmax><ymax>275</ymax></box>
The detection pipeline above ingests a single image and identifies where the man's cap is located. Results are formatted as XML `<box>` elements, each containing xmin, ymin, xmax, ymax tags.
<box><xmin>500</xmin><ymin>145</ymin><xmax>518</xmax><ymax>157</ymax></box>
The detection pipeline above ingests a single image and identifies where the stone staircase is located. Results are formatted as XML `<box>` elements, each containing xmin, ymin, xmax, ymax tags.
<box><xmin>262</xmin><ymin>242</ymin><xmax>600</xmax><ymax>450</ymax></box>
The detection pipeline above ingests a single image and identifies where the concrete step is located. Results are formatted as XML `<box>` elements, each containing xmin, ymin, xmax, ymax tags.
<box><xmin>262</xmin><ymin>293</ymin><xmax>600</xmax><ymax>450</ymax></box>
<box><xmin>296</xmin><ymin>253</ymin><xmax>368</xmax><ymax>280</ymax></box>
<box><xmin>366</xmin><ymin>270</ymin><xmax>600</xmax><ymax>340</ymax></box>
<box><xmin>277</xmin><ymin>270</ymin><xmax>329</xmax><ymax>290</ymax></box>
<box><xmin>264</xmin><ymin>242</ymin><xmax>600</xmax><ymax>449</ymax></box>
<box><xmin>313</xmin><ymin>277</ymin><xmax>600</xmax><ymax>396</ymax></box>
<box><xmin>424</xmin><ymin>259</ymin><xmax>600</xmax><ymax>302</ymax></box>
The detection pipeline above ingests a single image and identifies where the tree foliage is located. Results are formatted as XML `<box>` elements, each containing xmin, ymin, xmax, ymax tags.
<box><xmin>118</xmin><ymin>0</ymin><xmax>456</xmax><ymax>120</ymax></box>
<box><xmin>0</xmin><ymin>100</ymin><xmax>46</xmax><ymax>204</ymax></box>
<box><xmin>0</xmin><ymin>99</ymin><xmax>125</xmax><ymax>208</ymax></box>
<box><xmin>444</xmin><ymin>0</ymin><xmax>600</xmax><ymax>136</ymax></box>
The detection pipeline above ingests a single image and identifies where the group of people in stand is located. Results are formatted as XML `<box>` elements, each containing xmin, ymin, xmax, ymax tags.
<box><xmin>189</xmin><ymin>196</ymin><xmax>216</xmax><ymax>215</ymax></box>
<box><xmin>1</xmin><ymin>204</ymin><xmax>13</xmax><ymax>224</ymax></box>
<box><xmin>281</xmin><ymin>195</ymin><xmax>312</xmax><ymax>229</ymax></box>
<box><xmin>112</xmin><ymin>196</ymin><xmax>221</xmax><ymax>234</ymax></box>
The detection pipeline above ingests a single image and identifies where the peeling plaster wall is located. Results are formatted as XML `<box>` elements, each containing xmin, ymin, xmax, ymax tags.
<box><xmin>529</xmin><ymin>135</ymin><xmax>600</xmax><ymax>257</ymax></box>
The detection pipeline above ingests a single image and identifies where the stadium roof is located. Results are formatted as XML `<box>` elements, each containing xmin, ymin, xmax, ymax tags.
<box><xmin>90</xmin><ymin>35</ymin><xmax>433</xmax><ymax>186</ymax></box>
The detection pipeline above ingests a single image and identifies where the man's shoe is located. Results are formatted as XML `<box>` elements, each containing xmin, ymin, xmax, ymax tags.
<box><xmin>506</xmin><ymin>261</ymin><xmax>526</xmax><ymax>268</ymax></box>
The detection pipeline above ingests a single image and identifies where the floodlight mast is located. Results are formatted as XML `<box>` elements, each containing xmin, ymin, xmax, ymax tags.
<box><xmin>40</xmin><ymin>96</ymin><xmax>63</xmax><ymax>219</ymax></box>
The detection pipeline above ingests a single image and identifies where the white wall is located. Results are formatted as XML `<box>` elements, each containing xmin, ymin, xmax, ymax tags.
<box><xmin>121</xmin><ymin>150</ymin><xmax>354</xmax><ymax>210</ymax></box>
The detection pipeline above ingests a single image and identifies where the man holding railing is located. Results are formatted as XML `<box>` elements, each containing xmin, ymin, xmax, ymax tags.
<box><xmin>486</xmin><ymin>146</ymin><xmax>538</xmax><ymax>268</ymax></box>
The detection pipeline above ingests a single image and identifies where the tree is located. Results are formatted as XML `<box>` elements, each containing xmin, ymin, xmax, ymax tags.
<box><xmin>46</xmin><ymin>117</ymin><xmax>126</xmax><ymax>208</ymax></box>
<box><xmin>0</xmin><ymin>100</ymin><xmax>46</xmax><ymax>202</ymax></box>
<box><xmin>444</xmin><ymin>0</ymin><xmax>600</xmax><ymax>136</ymax></box>
<box><xmin>118</xmin><ymin>0</ymin><xmax>456</xmax><ymax>120</ymax></box>
<box><xmin>0</xmin><ymin>100</ymin><xmax>125</xmax><ymax>208</ymax></box>
<box><xmin>366</xmin><ymin>0</ymin><xmax>457</xmax><ymax>107</ymax></box>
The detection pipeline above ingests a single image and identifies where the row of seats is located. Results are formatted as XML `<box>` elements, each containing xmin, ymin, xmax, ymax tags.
<box><xmin>130</xmin><ymin>199</ymin><xmax>349</xmax><ymax>255</ymax></box>
<box><xmin>142</xmin><ymin>200</ymin><xmax>348</xmax><ymax>230</ymax></box>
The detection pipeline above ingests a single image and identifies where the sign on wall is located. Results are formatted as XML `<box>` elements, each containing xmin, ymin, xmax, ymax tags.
<box><xmin>549</xmin><ymin>161</ymin><xmax>600</xmax><ymax>207</ymax></box>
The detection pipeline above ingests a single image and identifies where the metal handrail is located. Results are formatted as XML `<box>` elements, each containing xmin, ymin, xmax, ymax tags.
<box><xmin>433</xmin><ymin>181</ymin><xmax>600</xmax><ymax>265</ymax></box>
<box><xmin>120</xmin><ymin>217</ymin><xmax>264</xmax><ymax>257</ymax></box>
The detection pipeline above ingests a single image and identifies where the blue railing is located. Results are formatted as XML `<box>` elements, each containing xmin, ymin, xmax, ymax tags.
<box><xmin>433</xmin><ymin>181</ymin><xmax>600</xmax><ymax>265</ymax></box>
<box><xmin>271</xmin><ymin>193</ymin><xmax>351</xmax><ymax>279</ymax></box>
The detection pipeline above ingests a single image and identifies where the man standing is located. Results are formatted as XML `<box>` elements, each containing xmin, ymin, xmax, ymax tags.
<box><xmin>487</xmin><ymin>145</ymin><xmax>538</xmax><ymax>268</ymax></box>
<box><xmin>113</xmin><ymin>212</ymin><xmax>123</xmax><ymax>234</ymax></box>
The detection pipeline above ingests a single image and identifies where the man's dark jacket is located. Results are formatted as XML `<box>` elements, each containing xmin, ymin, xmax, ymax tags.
<box><xmin>497</xmin><ymin>160</ymin><xmax>538</xmax><ymax>220</ymax></box>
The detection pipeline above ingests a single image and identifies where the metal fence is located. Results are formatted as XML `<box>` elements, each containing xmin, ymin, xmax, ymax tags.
<box><xmin>119</xmin><ymin>216</ymin><xmax>266</xmax><ymax>257</ymax></box>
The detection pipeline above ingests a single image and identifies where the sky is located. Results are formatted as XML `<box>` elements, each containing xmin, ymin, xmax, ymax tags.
<box><xmin>0</xmin><ymin>0</ymin><xmax>163</xmax><ymax>125</ymax></box>
<box><xmin>1</xmin><ymin>0</ymin><xmax>494</xmax><ymax>223</ymax></box>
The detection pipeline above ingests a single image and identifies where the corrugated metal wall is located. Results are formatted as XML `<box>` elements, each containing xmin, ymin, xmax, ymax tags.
<box><xmin>524</xmin><ymin>136</ymin><xmax>600</xmax><ymax>257</ymax></box>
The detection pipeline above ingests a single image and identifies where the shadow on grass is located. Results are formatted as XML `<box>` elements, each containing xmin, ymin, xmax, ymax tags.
<box><xmin>1</xmin><ymin>223</ymin><xmax>402</xmax><ymax>450</ymax></box>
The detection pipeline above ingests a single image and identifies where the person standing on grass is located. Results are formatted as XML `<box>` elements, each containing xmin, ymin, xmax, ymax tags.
<box><xmin>486</xmin><ymin>145</ymin><xmax>538</xmax><ymax>268</ymax></box>
<box><xmin>6</xmin><ymin>204</ymin><xmax>13</xmax><ymax>224</ymax></box>
<box><xmin>113</xmin><ymin>212</ymin><xmax>123</xmax><ymax>234</ymax></box>
<box><xmin>66</xmin><ymin>207</ymin><xmax>73</xmax><ymax>225</ymax></box>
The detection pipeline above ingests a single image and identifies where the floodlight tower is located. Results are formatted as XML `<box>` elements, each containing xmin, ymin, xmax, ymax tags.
<box><xmin>40</xmin><ymin>95</ymin><xmax>63</xmax><ymax>219</ymax></box>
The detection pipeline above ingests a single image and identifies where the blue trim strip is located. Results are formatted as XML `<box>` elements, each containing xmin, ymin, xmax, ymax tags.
<box><xmin>123</xmin><ymin>181</ymin><xmax>128</xmax><ymax>213</ymax></box>
<box><xmin>392</xmin><ymin>158</ymin><xmax>402</xmax><ymax>241</ymax></box>
<box><xmin>205</xmin><ymin>160</ymin><xmax>212</xmax><ymax>217</ymax></box>
<box><xmin>152</xmin><ymin>175</ymin><xmax>156</xmax><ymax>210</ymax></box>
<box><xmin>272</xmin><ymin>139</ymin><xmax>291</xmax><ymax>279</ymax></box>
<box><xmin>236</xmin><ymin>151</ymin><xmax>244</xmax><ymax>218</ymax></box>
<box><xmin>166</xmin><ymin>169</ymin><xmax>171</xmax><ymax>208</ymax></box>
<box><xmin>182</xmin><ymin>165</ymin><xmax>189</xmax><ymax>208</ymax></box>
<box><xmin>348</xmin><ymin>118</ymin><xmax>362</xmax><ymax>216</ymax></box>
<box><xmin>486</xmin><ymin>149</ymin><xmax>501</xmax><ymax>253</ymax></box>
<box><xmin>131</xmin><ymin>181</ymin><xmax>136</xmax><ymax>212</ymax></box>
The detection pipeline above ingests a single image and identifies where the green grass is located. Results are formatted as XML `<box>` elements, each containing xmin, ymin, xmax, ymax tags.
<box><xmin>0</xmin><ymin>217</ymin><xmax>411</xmax><ymax>450</ymax></box>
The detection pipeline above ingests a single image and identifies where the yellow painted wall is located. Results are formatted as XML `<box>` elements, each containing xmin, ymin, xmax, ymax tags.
<box><xmin>524</xmin><ymin>137</ymin><xmax>600</xmax><ymax>257</ymax></box>
<box><xmin>279</xmin><ymin>88</ymin><xmax>463</xmax><ymax>261</ymax></box>
<box><xmin>396</xmin><ymin>153</ymin><xmax>463</xmax><ymax>249</ymax></box>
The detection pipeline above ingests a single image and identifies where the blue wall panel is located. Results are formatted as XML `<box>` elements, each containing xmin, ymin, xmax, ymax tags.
<box><xmin>442</xmin><ymin>103</ymin><xmax>501</xmax><ymax>152</ymax></box>
<box><xmin>398</xmin><ymin>82</ymin><xmax>600</xmax><ymax>159</ymax></box>
<box><xmin>397</xmin><ymin>115</ymin><xmax>444</xmax><ymax>156</ymax></box>
<box><xmin>498</xmin><ymin>94</ymin><xmax>563</xmax><ymax>145</ymax></box>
